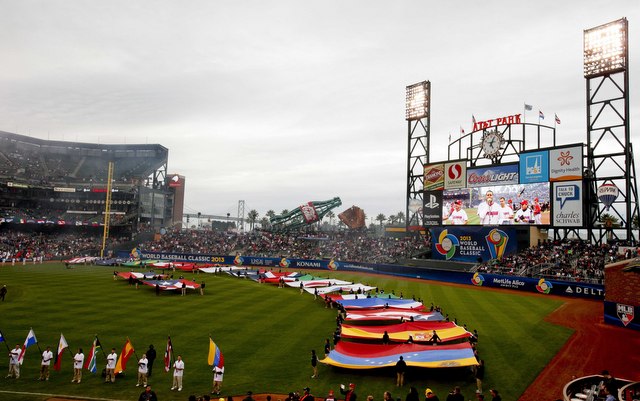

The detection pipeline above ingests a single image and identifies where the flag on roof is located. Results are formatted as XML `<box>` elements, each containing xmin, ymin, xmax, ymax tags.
<box><xmin>555</xmin><ymin>114</ymin><xmax>561</xmax><ymax>124</ymax></box>
<box><xmin>53</xmin><ymin>333</ymin><xmax>69</xmax><ymax>371</ymax></box>
<box><xmin>115</xmin><ymin>339</ymin><xmax>134</xmax><ymax>373</ymax></box>
<box><xmin>18</xmin><ymin>329</ymin><xmax>37</xmax><ymax>365</ymax></box>
<box><xmin>460</xmin><ymin>126</ymin><xmax>465</xmax><ymax>134</ymax></box>
<box><xmin>164</xmin><ymin>336</ymin><xmax>173</xmax><ymax>373</ymax></box>
<box><xmin>84</xmin><ymin>336</ymin><xmax>102</xmax><ymax>373</ymax></box>
<box><xmin>472</xmin><ymin>115</ymin><xmax>477</xmax><ymax>125</ymax></box>
<box><xmin>208</xmin><ymin>337</ymin><xmax>224</xmax><ymax>368</ymax></box>
<box><xmin>539</xmin><ymin>110</ymin><xmax>545</xmax><ymax>119</ymax></box>
<box><xmin>524</xmin><ymin>103</ymin><xmax>533</xmax><ymax>111</ymax></box>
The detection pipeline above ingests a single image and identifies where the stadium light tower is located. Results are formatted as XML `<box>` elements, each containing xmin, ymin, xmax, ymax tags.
<box><xmin>583</xmin><ymin>18</ymin><xmax>639</xmax><ymax>243</ymax></box>
<box><xmin>405</xmin><ymin>81</ymin><xmax>431</xmax><ymax>232</ymax></box>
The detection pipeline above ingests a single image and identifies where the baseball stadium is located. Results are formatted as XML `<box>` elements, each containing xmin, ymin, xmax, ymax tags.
<box><xmin>0</xmin><ymin>16</ymin><xmax>639</xmax><ymax>401</ymax></box>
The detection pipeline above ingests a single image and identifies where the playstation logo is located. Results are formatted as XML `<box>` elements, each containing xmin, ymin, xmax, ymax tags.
<box><xmin>424</xmin><ymin>195</ymin><xmax>440</xmax><ymax>209</ymax></box>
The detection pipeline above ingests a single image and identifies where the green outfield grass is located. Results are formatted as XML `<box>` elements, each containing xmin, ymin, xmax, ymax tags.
<box><xmin>0</xmin><ymin>264</ymin><xmax>572</xmax><ymax>401</ymax></box>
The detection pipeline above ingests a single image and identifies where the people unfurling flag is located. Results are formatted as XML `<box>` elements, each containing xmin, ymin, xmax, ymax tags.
<box><xmin>208</xmin><ymin>337</ymin><xmax>224</xmax><ymax>368</ymax></box>
<box><xmin>164</xmin><ymin>336</ymin><xmax>173</xmax><ymax>373</ymax></box>
<box><xmin>53</xmin><ymin>333</ymin><xmax>69</xmax><ymax>371</ymax></box>
<box><xmin>84</xmin><ymin>336</ymin><xmax>102</xmax><ymax>373</ymax></box>
<box><xmin>115</xmin><ymin>339</ymin><xmax>135</xmax><ymax>373</ymax></box>
<box><xmin>18</xmin><ymin>329</ymin><xmax>37</xmax><ymax>365</ymax></box>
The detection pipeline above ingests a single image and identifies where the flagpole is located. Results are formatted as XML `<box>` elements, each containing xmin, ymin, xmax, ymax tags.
<box><xmin>523</xmin><ymin>104</ymin><xmax>526</xmax><ymax>124</ymax></box>
<box><xmin>96</xmin><ymin>335</ymin><xmax>107</xmax><ymax>359</ymax></box>
<box><xmin>128</xmin><ymin>337</ymin><xmax>139</xmax><ymax>362</ymax></box>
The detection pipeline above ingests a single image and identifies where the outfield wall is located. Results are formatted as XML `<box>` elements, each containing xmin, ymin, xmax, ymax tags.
<box><xmin>126</xmin><ymin>250</ymin><xmax>605</xmax><ymax>300</ymax></box>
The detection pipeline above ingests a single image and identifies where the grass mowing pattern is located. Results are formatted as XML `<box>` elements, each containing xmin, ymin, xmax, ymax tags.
<box><xmin>0</xmin><ymin>265</ymin><xmax>572</xmax><ymax>401</ymax></box>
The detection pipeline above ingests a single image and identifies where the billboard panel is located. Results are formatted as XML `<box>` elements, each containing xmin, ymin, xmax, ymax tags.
<box><xmin>423</xmin><ymin>163</ymin><xmax>444</xmax><ymax>191</ymax></box>
<box><xmin>423</xmin><ymin>191</ymin><xmax>443</xmax><ymax>226</ymax></box>
<box><xmin>519</xmin><ymin>150</ymin><xmax>549</xmax><ymax>184</ymax></box>
<box><xmin>442</xmin><ymin>183</ymin><xmax>550</xmax><ymax>226</ymax></box>
<box><xmin>431</xmin><ymin>226</ymin><xmax>518</xmax><ymax>262</ymax></box>
<box><xmin>444</xmin><ymin>161</ymin><xmax>467</xmax><ymax>189</ymax></box>
<box><xmin>552</xmin><ymin>180</ymin><xmax>584</xmax><ymax>227</ymax></box>
<box><xmin>467</xmin><ymin>164</ymin><xmax>519</xmax><ymax>188</ymax></box>
<box><xmin>549</xmin><ymin>145</ymin><xmax>583</xmax><ymax>182</ymax></box>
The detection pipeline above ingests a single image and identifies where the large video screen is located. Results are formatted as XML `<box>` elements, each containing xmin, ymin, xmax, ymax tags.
<box><xmin>442</xmin><ymin>182</ymin><xmax>550</xmax><ymax>226</ymax></box>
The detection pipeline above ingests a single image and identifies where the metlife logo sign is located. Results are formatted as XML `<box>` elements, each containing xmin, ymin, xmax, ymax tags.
<box><xmin>423</xmin><ymin>191</ymin><xmax>443</xmax><ymax>226</ymax></box>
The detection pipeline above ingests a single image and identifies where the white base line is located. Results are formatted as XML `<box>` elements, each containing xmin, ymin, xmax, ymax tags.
<box><xmin>0</xmin><ymin>389</ymin><xmax>122</xmax><ymax>401</ymax></box>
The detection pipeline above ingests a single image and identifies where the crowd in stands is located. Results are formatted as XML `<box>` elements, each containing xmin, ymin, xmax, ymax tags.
<box><xmin>0</xmin><ymin>222</ymin><xmax>636</xmax><ymax>285</ymax></box>
<box><xmin>476</xmin><ymin>239</ymin><xmax>634</xmax><ymax>283</ymax></box>
<box><xmin>139</xmin><ymin>229</ymin><xmax>430</xmax><ymax>264</ymax></box>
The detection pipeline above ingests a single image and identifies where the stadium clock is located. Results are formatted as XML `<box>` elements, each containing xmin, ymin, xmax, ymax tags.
<box><xmin>481</xmin><ymin>130</ymin><xmax>502</xmax><ymax>158</ymax></box>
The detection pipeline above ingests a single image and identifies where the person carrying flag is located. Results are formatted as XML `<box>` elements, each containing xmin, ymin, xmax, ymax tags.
<box><xmin>137</xmin><ymin>353</ymin><xmax>148</xmax><ymax>387</ymax></box>
<box><xmin>106</xmin><ymin>348</ymin><xmax>117</xmax><ymax>383</ymax></box>
<box><xmin>39</xmin><ymin>345</ymin><xmax>53</xmax><ymax>381</ymax></box>
<box><xmin>212</xmin><ymin>363</ymin><xmax>224</xmax><ymax>395</ymax></box>
<box><xmin>170</xmin><ymin>354</ymin><xmax>184</xmax><ymax>392</ymax></box>
<box><xmin>7</xmin><ymin>344</ymin><xmax>20</xmax><ymax>378</ymax></box>
<box><xmin>72</xmin><ymin>348</ymin><xmax>84</xmax><ymax>383</ymax></box>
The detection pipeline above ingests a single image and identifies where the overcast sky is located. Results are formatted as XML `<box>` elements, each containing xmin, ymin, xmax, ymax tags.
<box><xmin>1</xmin><ymin>1</ymin><xmax>639</xmax><ymax>222</ymax></box>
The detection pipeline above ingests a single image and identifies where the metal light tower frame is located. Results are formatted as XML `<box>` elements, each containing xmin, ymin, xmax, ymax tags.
<box><xmin>405</xmin><ymin>81</ymin><xmax>431</xmax><ymax>231</ymax></box>
<box><xmin>584</xmin><ymin>18</ymin><xmax>639</xmax><ymax>243</ymax></box>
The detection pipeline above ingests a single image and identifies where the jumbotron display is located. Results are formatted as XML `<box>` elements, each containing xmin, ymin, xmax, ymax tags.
<box><xmin>423</xmin><ymin>144</ymin><xmax>584</xmax><ymax>228</ymax></box>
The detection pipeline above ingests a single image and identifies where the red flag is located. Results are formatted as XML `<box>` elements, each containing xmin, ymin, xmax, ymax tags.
<box><xmin>53</xmin><ymin>333</ymin><xmax>69</xmax><ymax>371</ymax></box>
<box><xmin>555</xmin><ymin>114</ymin><xmax>561</xmax><ymax>124</ymax></box>
<box><xmin>164</xmin><ymin>336</ymin><xmax>173</xmax><ymax>373</ymax></box>
<box><xmin>115</xmin><ymin>339</ymin><xmax>134</xmax><ymax>373</ymax></box>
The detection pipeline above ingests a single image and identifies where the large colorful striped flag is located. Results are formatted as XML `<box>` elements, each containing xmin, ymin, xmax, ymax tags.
<box><xmin>115</xmin><ymin>339</ymin><xmax>134</xmax><ymax>373</ymax></box>
<box><xmin>84</xmin><ymin>336</ymin><xmax>102</xmax><ymax>373</ymax></box>
<box><xmin>53</xmin><ymin>333</ymin><xmax>69</xmax><ymax>371</ymax></box>
<box><xmin>207</xmin><ymin>337</ymin><xmax>224</xmax><ymax>368</ymax></box>
<box><xmin>164</xmin><ymin>336</ymin><xmax>173</xmax><ymax>373</ymax></box>
<box><xmin>18</xmin><ymin>328</ymin><xmax>37</xmax><ymax>365</ymax></box>
<box><xmin>321</xmin><ymin>342</ymin><xmax>477</xmax><ymax>369</ymax></box>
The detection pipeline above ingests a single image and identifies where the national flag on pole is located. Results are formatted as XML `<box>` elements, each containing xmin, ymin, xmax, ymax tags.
<box><xmin>84</xmin><ymin>336</ymin><xmax>102</xmax><ymax>373</ymax></box>
<box><xmin>555</xmin><ymin>114</ymin><xmax>561</xmax><ymax>124</ymax></box>
<box><xmin>539</xmin><ymin>110</ymin><xmax>545</xmax><ymax>120</ymax></box>
<box><xmin>115</xmin><ymin>339</ymin><xmax>135</xmax><ymax>373</ymax></box>
<box><xmin>18</xmin><ymin>329</ymin><xmax>37</xmax><ymax>365</ymax></box>
<box><xmin>53</xmin><ymin>333</ymin><xmax>69</xmax><ymax>371</ymax></box>
<box><xmin>472</xmin><ymin>115</ymin><xmax>477</xmax><ymax>125</ymax></box>
<box><xmin>164</xmin><ymin>336</ymin><xmax>173</xmax><ymax>373</ymax></box>
<box><xmin>448</xmin><ymin>133</ymin><xmax>451</xmax><ymax>143</ymax></box>
<box><xmin>460</xmin><ymin>126</ymin><xmax>465</xmax><ymax>135</ymax></box>
<box><xmin>207</xmin><ymin>337</ymin><xmax>224</xmax><ymax>368</ymax></box>
<box><xmin>524</xmin><ymin>103</ymin><xmax>533</xmax><ymax>111</ymax></box>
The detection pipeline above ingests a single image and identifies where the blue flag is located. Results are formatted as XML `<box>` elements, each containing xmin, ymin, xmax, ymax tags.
<box><xmin>0</xmin><ymin>330</ymin><xmax>5</xmax><ymax>342</ymax></box>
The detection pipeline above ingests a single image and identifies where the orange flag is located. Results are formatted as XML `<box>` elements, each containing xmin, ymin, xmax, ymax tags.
<box><xmin>115</xmin><ymin>339</ymin><xmax>134</xmax><ymax>373</ymax></box>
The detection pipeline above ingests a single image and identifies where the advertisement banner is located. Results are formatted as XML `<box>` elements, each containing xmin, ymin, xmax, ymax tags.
<box><xmin>519</xmin><ymin>150</ymin><xmax>549</xmax><ymax>184</ymax></box>
<box><xmin>444</xmin><ymin>161</ymin><xmax>467</xmax><ymax>189</ymax></box>
<box><xmin>468</xmin><ymin>273</ymin><xmax>604</xmax><ymax>299</ymax></box>
<box><xmin>466</xmin><ymin>164</ymin><xmax>519</xmax><ymax>188</ymax></box>
<box><xmin>422</xmin><ymin>191</ymin><xmax>443</xmax><ymax>226</ymax></box>
<box><xmin>552</xmin><ymin>180</ymin><xmax>583</xmax><ymax>227</ymax></box>
<box><xmin>423</xmin><ymin>163</ymin><xmax>445</xmax><ymax>191</ymax></box>
<box><xmin>430</xmin><ymin>226</ymin><xmax>517</xmax><ymax>262</ymax></box>
<box><xmin>604</xmin><ymin>301</ymin><xmax>640</xmax><ymax>330</ymax></box>
<box><xmin>549</xmin><ymin>145</ymin><xmax>583</xmax><ymax>182</ymax></box>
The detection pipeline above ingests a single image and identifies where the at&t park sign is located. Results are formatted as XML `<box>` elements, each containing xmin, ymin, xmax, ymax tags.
<box><xmin>473</xmin><ymin>113</ymin><xmax>522</xmax><ymax>131</ymax></box>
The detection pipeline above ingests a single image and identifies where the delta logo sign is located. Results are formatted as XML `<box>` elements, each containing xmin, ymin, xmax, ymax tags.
<box><xmin>471</xmin><ymin>272</ymin><xmax>485</xmax><ymax>286</ymax></box>
<box><xmin>435</xmin><ymin>230</ymin><xmax>459</xmax><ymax>260</ymax></box>
<box><xmin>535</xmin><ymin>278</ymin><xmax>553</xmax><ymax>294</ymax></box>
